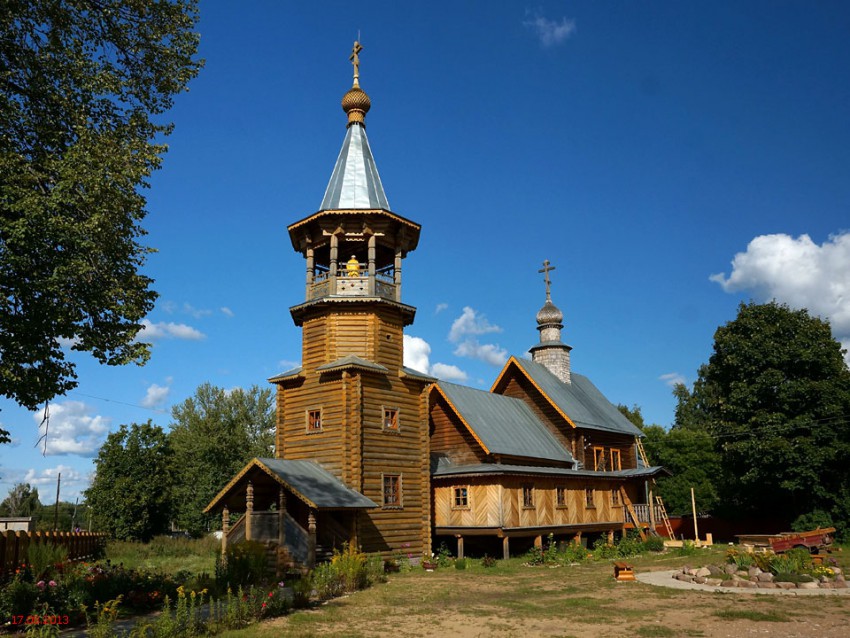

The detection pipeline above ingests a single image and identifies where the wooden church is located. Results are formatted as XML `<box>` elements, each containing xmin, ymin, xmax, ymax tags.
<box><xmin>205</xmin><ymin>45</ymin><xmax>667</xmax><ymax>569</ymax></box>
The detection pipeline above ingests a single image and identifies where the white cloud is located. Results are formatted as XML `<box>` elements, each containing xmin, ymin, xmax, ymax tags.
<box><xmin>221</xmin><ymin>306</ymin><xmax>235</xmax><ymax>318</ymax></box>
<box><xmin>523</xmin><ymin>13</ymin><xmax>576</xmax><ymax>47</ymax></box>
<box><xmin>435</xmin><ymin>303</ymin><xmax>448</xmax><ymax>315</ymax></box>
<box><xmin>448</xmin><ymin>307</ymin><xmax>508</xmax><ymax>366</ymax></box>
<box><xmin>277</xmin><ymin>359</ymin><xmax>301</xmax><ymax>371</ymax></box>
<box><xmin>32</xmin><ymin>401</ymin><xmax>111</xmax><ymax>456</ymax></box>
<box><xmin>138</xmin><ymin>319</ymin><xmax>205</xmax><ymax>341</ymax></box>
<box><xmin>403</xmin><ymin>335</ymin><xmax>431</xmax><ymax>374</ymax></box>
<box><xmin>403</xmin><ymin>334</ymin><xmax>470</xmax><ymax>381</ymax></box>
<box><xmin>57</xmin><ymin>336</ymin><xmax>80</xmax><ymax>349</ymax></box>
<box><xmin>430</xmin><ymin>363</ymin><xmax>469</xmax><ymax>382</ymax></box>
<box><xmin>449</xmin><ymin>307</ymin><xmax>503</xmax><ymax>342</ymax></box>
<box><xmin>710</xmin><ymin>232</ymin><xmax>850</xmax><ymax>364</ymax></box>
<box><xmin>659</xmin><ymin>372</ymin><xmax>686</xmax><ymax>388</ymax></box>
<box><xmin>453</xmin><ymin>340</ymin><xmax>509</xmax><ymax>366</ymax></box>
<box><xmin>141</xmin><ymin>382</ymin><xmax>171</xmax><ymax>409</ymax></box>
<box><xmin>182</xmin><ymin>303</ymin><xmax>212</xmax><ymax>319</ymax></box>
<box><xmin>21</xmin><ymin>465</ymin><xmax>91</xmax><ymax>501</ymax></box>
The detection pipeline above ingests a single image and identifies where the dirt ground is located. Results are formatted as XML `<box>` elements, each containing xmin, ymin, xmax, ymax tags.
<box><xmin>229</xmin><ymin>552</ymin><xmax>850</xmax><ymax>638</ymax></box>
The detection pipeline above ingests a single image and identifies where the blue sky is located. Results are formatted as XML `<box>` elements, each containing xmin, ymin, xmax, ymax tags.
<box><xmin>2</xmin><ymin>1</ymin><xmax>849</xmax><ymax>503</ymax></box>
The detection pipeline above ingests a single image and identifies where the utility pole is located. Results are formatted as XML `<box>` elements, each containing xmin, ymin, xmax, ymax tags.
<box><xmin>53</xmin><ymin>473</ymin><xmax>61</xmax><ymax>531</ymax></box>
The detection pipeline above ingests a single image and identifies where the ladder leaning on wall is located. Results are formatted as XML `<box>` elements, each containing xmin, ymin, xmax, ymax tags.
<box><xmin>635</xmin><ymin>436</ymin><xmax>674</xmax><ymax>538</ymax></box>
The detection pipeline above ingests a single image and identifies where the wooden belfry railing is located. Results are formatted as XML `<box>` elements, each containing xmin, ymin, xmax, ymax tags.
<box><xmin>0</xmin><ymin>530</ymin><xmax>107</xmax><ymax>577</ymax></box>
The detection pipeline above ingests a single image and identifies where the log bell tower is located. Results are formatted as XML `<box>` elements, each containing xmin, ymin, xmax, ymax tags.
<box><xmin>271</xmin><ymin>42</ymin><xmax>433</xmax><ymax>556</ymax></box>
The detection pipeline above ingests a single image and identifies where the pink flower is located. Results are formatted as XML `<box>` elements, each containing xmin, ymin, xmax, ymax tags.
<box><xmin>261</xmin><ymin>602</ymin><xmax>267</xmax><ymax>608</ymax></box>
<box><xmin>36</xmin><ymin>581</ymin><xmax>46</xmax><ymax>590</ymax></box>
<box><xmin>268</xmin><ymin>591</ymin><xmax>274</xmax><ymax>597</ymax></box>
<box><xmin>48</xmin><ymin>580</ymin><xmax>57</xmax><ymax>588</ymax></box>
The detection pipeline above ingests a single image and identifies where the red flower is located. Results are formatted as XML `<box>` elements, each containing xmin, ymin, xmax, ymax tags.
<box><xmin>268</xmin><ymin>591</ymin><xmax>274</xmax><ymax>597</ymax></box>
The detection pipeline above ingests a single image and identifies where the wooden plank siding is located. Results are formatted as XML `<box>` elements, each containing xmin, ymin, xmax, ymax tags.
<box><xmin>433</xmin><ymin>477</ymin><xmax>628</xmax><ymax>532</ymax></box>
<box><xmin>428</xmin><ymin>396</ymin><xmax>488</xmax><ymax>465</ymax></box>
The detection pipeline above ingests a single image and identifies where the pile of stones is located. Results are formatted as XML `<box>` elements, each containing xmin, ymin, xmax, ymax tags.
<box><xmin>672</xmin><ymin>564</ymin><xmax>847</xmax><ymax>589</ymax></box>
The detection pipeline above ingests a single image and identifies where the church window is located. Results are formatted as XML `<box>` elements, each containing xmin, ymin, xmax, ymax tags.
<box><xmin>556</xmin><ymin>486</ymin><xmax>568</xmax><ymax>508</ymax></box>
<box><xmin>382</xmin><ymin>406</ymin><xmax>399</xmax><ymax>431</ymax></box>
<box><xmin>522</xmin><ymin>484</ymin><xmax>534</xmax><ymax>508</ymax></box>
<box><xmin>611</xmin><ymin>488</ymin><xmax>621</xmax><ymax>506</ymax></box>
<box><xmin>452</xmin><ymin>486</ymin><xmax>469</xmax><ymax>509</ymax></box>
<box><xmin>306</xmin><ymin>409</ymin><xmax>323</xmax><ymax>433</ymax></box>
<box><xmin>382</xmin><ymin>474</ymin><xmax>402</xmax><ymax>508</ymax></box>
<box><xmin>585</xmin><ymin>488</ymin><xmax>595</xmax><ymax>508</ymax></box>
<box><xmin>610</xmin><ymin>449</ymin><xmax>622</xmax><ymax>471</ymax></box>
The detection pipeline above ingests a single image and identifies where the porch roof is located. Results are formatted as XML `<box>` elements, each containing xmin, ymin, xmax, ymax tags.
<box><xmin>204</xmin><ymin>458</ymin><xmax>378</xmax><ymax>513</ymax></box>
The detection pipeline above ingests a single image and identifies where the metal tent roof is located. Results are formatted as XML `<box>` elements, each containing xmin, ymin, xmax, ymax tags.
<box><xmin>320</xmin><ymin>123</ymin><xmax>390</xmax><ymax>211</ymax></box>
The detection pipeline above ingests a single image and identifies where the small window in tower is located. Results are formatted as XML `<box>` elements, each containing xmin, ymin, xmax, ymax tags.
<box><xmin>611</xmin><ymin>488</ymin><xmax>621</xmax><ymax>506</ymax></box>
<box><xmin>382</xmin><ymin>474</ymin><xmax>402</xmax><ymax>508</ymax></box>
<box><xmin>306</xmin><ymin>409</ymin><xmax>323</xmax><ymax>433</ymax></box>
<box><xmin>382</xmin><ymin>407</ymin><xmax>399</xmax><ymax>432</ymax></box>
<box><xmin>585</xmin><ymin>488</ymin><xmax>595</xmax><ymax>508</ymax></box>
<box><xmin>522</xmin><ymin>484</ymin><xmax>534</xmax><ymax>509</ymax></box>
<box><xmin>452</xmin><ymin>486</ymin><xmax>469</xmax><ymax>509</ymax></box>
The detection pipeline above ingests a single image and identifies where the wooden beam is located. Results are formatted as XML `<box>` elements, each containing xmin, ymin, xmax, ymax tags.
<box><xmin>502</xmin><ymin>536</ymin><xmax>510</xmax><ymax>560</ymax></box>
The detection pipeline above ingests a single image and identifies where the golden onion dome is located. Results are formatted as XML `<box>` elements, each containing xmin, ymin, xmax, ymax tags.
<box><xmin>342</xmin><ymin>85</ymin><xmax>371</xmax><ymax>126</ymax></box>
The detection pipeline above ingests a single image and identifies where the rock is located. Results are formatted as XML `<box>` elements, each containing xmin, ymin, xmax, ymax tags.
<box><xmin>757</xmin><ymin>582</ymin><xmax>778</xmax><ymax>589</ymax></box>
<box><xmin>739</xmin><ymin>580</ymin><xmax>757</xmax><ymax>588</ymax></box>
<box><xmin>831</xmin><ymin>566</ymin><xmax>842</xmax><ymax>575</ymax></box>
<box><xmin>720</xmin><ymin>579</ymin><xmax>736</xmax><ymax>587</ymax></box>
<box><xmin>708</xmin><ymin>565</ymin><xmax>724</xmax><ymax>577</ymax></box>
<box><xmin>694</xmin><ymin>576</ymin><xmax>707</xmax><ymax>584</ymax></box>
<box><xmin>797</xmin><ymin>581</ymin><xmax>819</xmax><ymax>590</ymax></box>
<box><xmin>757</xmin><ymin>572</ymin><xmax>774</xmax><ymax>582</ymax></box>
<box><xmin>687</xmin><ymin>568</ymin><xmax>700</xmax><ymax>577</ymax></box>
<box><xmin>677</xmin><ymin>573</ymin><xmax>695</xmax><ymax>582</ymax></box>
<box><xmin>819</xmin><ymin>582</ymin><xmax>834</xmax><ymax>589</ymax></box>
<box><xmin>832</xmin><ymin>580</ymin><xmax>848</xmax><ymax>589</ymax></box>
<box><xmin>724</xmin><ymin>564</ymin><xmax>737</xmax><ymax>575</ymax></box>
<box><xmin>695</xmin><ymin>567</ymin><xmax>711</xmax><ymax>578</ymax></box>
<box><xmin>705</xmin><ymin>578</ymin><xmax>723</xmax><ymax>586</ymax></box>
<box><xmin>835</xmin><ymin>573</ymin><xmax>845</xmax><ymax>582</ymax></box>
<box><xmin>736</xmin><ymin>570</ymin><xmax>750</xmax><ymax>578</ymax></box>
<box><xmin>777</xmin><ymin>582</ymin><xmax>796</xmax><ymax>590</ymax></box>
<box><xmin>748</xmin><ymin>566</ymin><xmax>762</xmax><ymax>577</ymax></box>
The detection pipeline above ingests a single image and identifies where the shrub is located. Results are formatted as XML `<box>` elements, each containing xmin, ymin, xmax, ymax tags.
<box><xmin>675</xmin><ymin>541</ymin><xmax>698</xmax><ymax>556</ymax></box>
<box><xmin>791</xmin><ymin>510</ymin><xmax>833</xmax><ymax>532</ymax></box>
<box><xmin>434</xmin><ymin>542</ymin><xmax>454</xmax><ymax>568</ymax></box>
<box><xmin>0</xmin><ymin>576</ymin><xmax>40</xmax><ymax>619</ymax></box>
<box><xmin>455</xmin><ymin>558</ymin><xmax>467</xmax><ymax>570</ymax></box>
<box><xmin>561</xmin><ymin>542</ymin><xmax>589</xmax><ymax>563</ymax></box>
<box><xmin>330</xmin><ymin>543</ymin><xmax>368</xmax><ymax>592</ymax></box>
<box><xmin>216</xmin><ymin>540</ymin><xmax>268</xmax><ymax>589</ymax></box>
<box><xmin>592</xmin><ymin>539</ymin><xmax>619</xmax><ymax>560</ymax></box>
<box><xmin>27</xmin><ymin>543</ymin><xmax>69</xmax><ymax>580</ymax></box>
<box><xmin>643</xmin><ymin>536</ymin><xmax>665</xmax><ymax>552</ymax></box>
<box><xmin>616</xmin><ymin>532</ymin><xmax>645</xmax><ymax>558</ymax></box>
<box><xmin>481</xmin><ymin>555</ymin><xmax>496</xmax><ymax>568</ymax></box>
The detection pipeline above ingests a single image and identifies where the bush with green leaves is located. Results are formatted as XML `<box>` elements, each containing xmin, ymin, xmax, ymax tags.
<box><xmin>215</xmin><ymin>540</ymin><xmax>268</xmax><ymax>589</ymax></box>
<box><xmin>27</xmin><ymin>543</ymin><xmax>68</xmax><ymax>580</ymax></box>
<box><xmin>643</xmin><ymin>535</ymin><xmax>665</xmax><ymax>552</ymax></box>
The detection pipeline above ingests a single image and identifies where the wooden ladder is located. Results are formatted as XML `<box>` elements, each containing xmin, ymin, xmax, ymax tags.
<box><xmin>655</xmin><ymin>496</ymin><xmax>674</xmax><ymax>539</ymax></box>
<box><xmin>619</xmin><ymin>486</ymin><xmax>647</xmax><ymax>541</ymax></box>
<box><xmin>635</xmin><ymin>436</ymin><xmax>649</xmax><ymax>467</ymax></box>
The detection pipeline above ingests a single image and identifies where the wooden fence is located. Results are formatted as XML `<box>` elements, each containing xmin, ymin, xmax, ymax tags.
<box><xmin>0</xmin><ymin>530</ymin><xmax>107</xmax><ymax>578</ymax></box>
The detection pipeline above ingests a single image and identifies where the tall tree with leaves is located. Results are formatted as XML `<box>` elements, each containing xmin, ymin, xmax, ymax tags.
<box><xmin>0</xmin><ymin>1</ymin><xmax>202</xmax><ymax>417</ymax></box>
<box><xmin>169</xmin><ymin>384</ymin><xmax>276</xmax><ymax>536</ymax></box>
<box><xmin>85</xmin><ymin>421</ymin><xmax>173</xmax><ymax>541</ymax></box>
<box><xmin>0</xmin><ymin>482</ymin><xmax>42</xmax><ymax>517</ymax></box>
<box><xmin>681</xmin><ymin>302</ymin><xmax>850</xmax><ymax>531</ymax></box>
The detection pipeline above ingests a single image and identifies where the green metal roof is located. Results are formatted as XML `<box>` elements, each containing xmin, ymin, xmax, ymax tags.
<box><xmin>437</xmin><ymin>381</ymin><xmax>574</xmax><ymax>464</ymax></box>
<box><xmin>432</xmin><ymin>459</ymin><xmax>668</xmax><ymax>480</ymax></box>
<box><xmin>513</xmin><ymin>358</ymin><xmax>644</xmax><ymax>437</ymax></box>
<box><xmin>257</xmin><ymin>458</ymin><xmax>378</xmax><ymax>509</ymax></box>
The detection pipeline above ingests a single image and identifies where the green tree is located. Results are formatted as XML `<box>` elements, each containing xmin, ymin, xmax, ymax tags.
<box><xmin>617</xmin><ymin>403</ymin><xmax>646</xmax><ymax>431</ymax></box>
<box><xmin>85</xmin><ymin>421</ymin><xmax>173</xmax><ymax>541</ymax></box>
<box><xmin>682</xmin><ymin>302</ymin><xmax>850</xmax><ymax>531</ymax></box>
<box><xmin>0</xmin><ymin>482</ymin><xmax>42</xmax><ymax>517</ymax></box>
<box><xmin>169</xmin><ymin>384</ymin><xmax>276</xmax><ymax>536</ymax></box>
<box><xmin>642</xmin><ymin>424</ymin><xmax>720</xmax><ymax>515</ymax></box>
<box><xmin>0</xmin><ymin>1</ymin><xmax>202</xmax><ymax>414</ymax></box>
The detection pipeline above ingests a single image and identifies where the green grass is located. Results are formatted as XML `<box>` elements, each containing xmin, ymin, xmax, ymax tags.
<box><xmin>712</xmin><ymin>609</ymin><xmax>791</xmax><ymax>622</ymax></box>
<box><xmin>104</xmin><ymin>535</ymin><xmax>219</xmax><ymax>575</ymax></box>
<box><xmin>635</xmin><ymin>626</ymin><xmax>677</xmax><ymax>637</ymax></box>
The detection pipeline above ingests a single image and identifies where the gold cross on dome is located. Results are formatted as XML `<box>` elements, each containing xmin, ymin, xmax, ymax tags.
<box><xmin>538</xmin><ymin>260</ymin><xmax>556</xmax><ymax>301</ymax></box>
<box><xmin>350</xmin><ymin>41</ymin><xmax>363</xmax><ymax>84</ymax></box>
